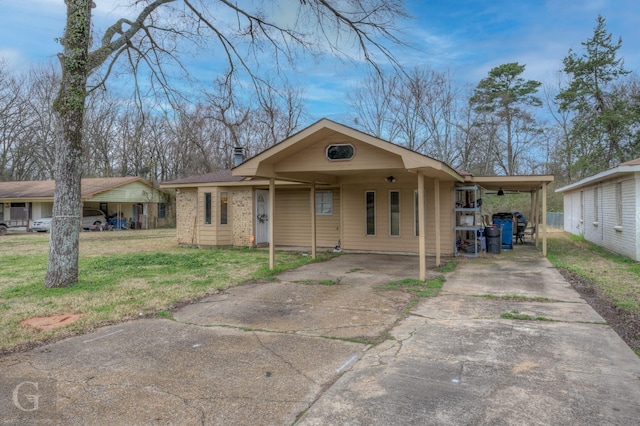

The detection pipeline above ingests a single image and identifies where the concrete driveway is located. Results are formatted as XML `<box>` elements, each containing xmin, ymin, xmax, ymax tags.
<box><xmin>2</xmin><ymin>248</ymin><xmax>640</xmax><ymax>425</ymax></box>
<box><xmin>299</xmin><ymin>247</ymin><xmax>640</xmax><ymax>425</ymax></box>
<box><xmin>1</xmin><ymin>254</ymin><xmax>432</xmax><ymax>425</ymax></box>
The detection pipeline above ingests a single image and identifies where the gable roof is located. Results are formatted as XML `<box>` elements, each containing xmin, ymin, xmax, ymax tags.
<box><xmin>232</xmin><ymin>118</ymin><xmax>464</xmax><ymax>184</ymax></box>
<box><xmin>556</xmin><ymin>158</ymin><xmax>640</xmax><ymax>193</ymax></box>
<box><xmin>158</xmin><ymin>118</ymin><xmax>552</xmax><ymax>191</ymax></box>
<box><xmin>0</xmin><ymin>177</ymin><xmax>157</xmax><ymax>200</ymax></box>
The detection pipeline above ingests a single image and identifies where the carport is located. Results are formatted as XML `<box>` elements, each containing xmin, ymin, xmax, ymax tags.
<box><xmin>467</xmin><ymin>175</ymin><xmax>554</xmax><ymax>256</ymax></box>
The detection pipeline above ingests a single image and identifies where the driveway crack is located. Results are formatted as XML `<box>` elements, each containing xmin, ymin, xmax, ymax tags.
<box><xmin>252</xmin><ymin>332</ymin><xmax>318</xmax><ymax>385</ymax></box>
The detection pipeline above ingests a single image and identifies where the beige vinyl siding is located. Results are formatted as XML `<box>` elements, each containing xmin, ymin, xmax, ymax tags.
<box><xmin>198</xmin><ymin>188</ymin><xmax>217</xmax><ymax>246</ymax></box>
<box><xmin>316</xmin><ymin>189</ymin><xmax>341</xmax><ymax>247</ymax></box>
<box><xmin>197</xmin><ymin>187</ymin><xmax>233</xmax><ymax>246</ymax></box>
<box><xmin>436</xmin><ymin>180</ymin><xmax>454</xmax><ymax>254</ymax></box>
<box><xmin>274</xmin><ymin>135</ymin><xmax>406</xmax><ymax>173</ymax></box>
<box><xmin>273</xmin><ymin>187</ymin><xmax>340</xmax><ymax>247</ymax></box>
<box><xmin>217</xmin><ymin>189</ymin><xmax>233</xmax><ymax>246</ymax></box>
<box><xmin>341</xmin><ymin>180</ymin><xmax>454</xmax><ymax>255</ymax></box>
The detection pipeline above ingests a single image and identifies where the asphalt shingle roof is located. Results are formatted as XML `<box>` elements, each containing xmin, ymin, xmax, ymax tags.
<box><xmin>0</xmin><ymin>177</ymin><xmax>149</xmax><ymax>199</ymax></box>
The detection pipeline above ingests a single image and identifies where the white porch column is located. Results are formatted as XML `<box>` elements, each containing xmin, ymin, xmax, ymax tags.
<box><xmin>434</xmin><ymin>177</ymin><xmax>441</xmax><ymax>268</ymax></box>
<box><xmin>269</xmin><ymin>178</ymin><xmax>275</xmax><ymax>270</ymax></box>
<box><xmin>310</xmin><ymin>182</ymin><xmax>317</xmax><ymax>259</ymax></box>
<box><xmin>542</xmin><ymin>182</ymin><xmax>548</xmax><ymax>257</ymax></box>
<box><xmin>418</xmin><ymin>172</ymin><xmax>426</xmax><ymax>281</ymax></box>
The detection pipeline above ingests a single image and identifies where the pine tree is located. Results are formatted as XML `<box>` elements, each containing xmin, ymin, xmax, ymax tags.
<box><xmin>556</xmin><ymin>15</ymin><xmax>631</xmax><ymax>180</ymax></box>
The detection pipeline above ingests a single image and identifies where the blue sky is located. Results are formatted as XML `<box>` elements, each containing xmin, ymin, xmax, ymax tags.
<box><xmin>1</xmin><ymin>0</ymin><xmax>639</xmax><ymax>123</ymax></box>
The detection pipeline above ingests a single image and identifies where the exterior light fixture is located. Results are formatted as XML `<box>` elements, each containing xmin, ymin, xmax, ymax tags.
<box><xmin>386</xmin><ymin>176</ymin><xmax>396</xmax><ymax>183</ymax></box>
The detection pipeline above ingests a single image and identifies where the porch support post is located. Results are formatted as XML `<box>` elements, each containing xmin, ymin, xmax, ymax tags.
<box><xmin>417</xmin><ymin>172</ymin><xmax>426</xmax><ymax>281</ymax></box>
<box><xmin>529</xmin><ymin>191</ymin><xmax>535</xmax><ymax>242</ymax></box>
<box><xmin>542</xmin><ymin>182</ymin><xmax>548</xmax><ymax>257</ymax></box>
<box><xmin>532</xmin><ymin>189</ymin><xmax>540</xmax><ymax>247</ymax></box>
<box><xmin>269</xmin><ymin>178</ymin><xmax>275</xmax><ymax>270</ymax></box>
<box><xmin>310</xmin><ymin>182</ymin><xmax>317</xmax><ymax>259</ymax></box>
<box><xmin>434</xmin><ymin>177</ymin><xmax>441</xmax><ymax>268</ymax></box>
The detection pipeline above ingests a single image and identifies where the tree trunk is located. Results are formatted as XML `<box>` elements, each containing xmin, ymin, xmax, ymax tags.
<box><xmin>44</xmin><ymin>0</ymin><xmax>92</xmax><ymax>288</ymax></box>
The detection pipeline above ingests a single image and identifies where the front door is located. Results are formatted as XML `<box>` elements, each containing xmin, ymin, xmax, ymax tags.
<box><xmin>255</xmin><ymin>189</ymin><xmax>269</xmax><ymax>244</ymax></box>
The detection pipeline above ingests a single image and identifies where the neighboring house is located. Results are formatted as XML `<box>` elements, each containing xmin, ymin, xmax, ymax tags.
<box><xmin>0</xmin><ymin>176</ymin><xmax>169</xmax><ymax>230</ymax></box>
<box><xmin>161</xmin><ymin>119</ymin><xmax>554</xmax><ymax>279</ymax></box>
<box><xmin>556</xmin><ymin>158</ymin><xmax>640</xmax><ymax>261</ymax></box>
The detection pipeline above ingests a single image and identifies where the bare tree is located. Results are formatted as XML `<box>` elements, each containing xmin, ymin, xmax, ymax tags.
<box><xmin>0</xmin><ymin>62</ymin><xmax>29</xmax><ymax>180</ymax></box>
<box><xmin>349</xmin><ymin>67</ymin><xmax>463</xmax><ymax>165</ymax></box>
<box><xmin>46</xmin><ymin>0</ymin><xmax>408</xmax><ymax>287</ymax></box>
<box><xmin>349</xmin><ymin>71</ymin><xmax>400</xmax><ymax>140</ymax></box>
<box><xmin>82</xmin><ymin>91</ymin><xmax>120</xmax><ymax>177</ymax></box>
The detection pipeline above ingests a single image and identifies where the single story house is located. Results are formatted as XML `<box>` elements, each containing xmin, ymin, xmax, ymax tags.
<box><xmin>556</xmin><ymin>158</ymin><xmax>640</xmax><ymax>261</ymax></box>
<box><xmin>161</xmin><ymin>119</ymin><xmax>553</xmax><ymax>280</ymax></box>
<box><xmin>0</xmin><ymin>176</ymin><xmax>169</xmax><ymax>230</ymax></box>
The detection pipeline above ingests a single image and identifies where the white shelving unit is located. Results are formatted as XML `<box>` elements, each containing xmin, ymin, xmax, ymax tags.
<box><xmin>454</xmin><ymin>185</ymin><xmax>481</xmax><ymax>257</ymax></box>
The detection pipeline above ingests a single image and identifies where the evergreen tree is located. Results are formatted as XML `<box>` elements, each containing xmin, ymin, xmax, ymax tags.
<box><xmin>470</xmin><ymin>62</ymin><xmax>542</xmax><ymax>175</ymax></box>
<box><xmin>556</xmin><ymin>15</ymin><xmax>632</xmax><ymax>180</ymax></box>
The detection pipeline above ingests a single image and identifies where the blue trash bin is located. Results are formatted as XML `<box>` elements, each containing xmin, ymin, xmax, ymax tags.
<box><xmin>492</xmin><ymin>218</ymin><xmax>513</xmax><ymax>249</ymax></box>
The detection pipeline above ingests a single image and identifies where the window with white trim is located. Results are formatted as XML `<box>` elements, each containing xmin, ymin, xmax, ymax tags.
<box><xmin>616</xmin><ymin>183</ymin><xmax>622</xmax><ymax>226</ymax></box>
<box><xmin>315</xmin><ymin>190</ymin><xmax>333</xmax><ymax>215</ymax></box>
<box><xmin>365</xmin><ymin>191</ymin><xmax>375</xmax><ymax>236</ymax></box>
<box><xmin>326</xmin><ymin>144</ymin><xmax>355</xmax><ymax>161</ymax></box>
<box><xmin>204</xmin><ymin>192</ymin><xmax>212</xmax><ymax>224</ymax></box>
<box><xmin>390</xmin><ymin>190</ymin><xmax>400</xmax><ymax>236</ymax></box>
<box><xmin>220</xmin><ymin>192</ymin><xmax>228</xmax><ymax>225</ymax></box>
<box><xmin>593</xmin><ymin>187</ymin><xmax>598</xmax><ymax>223</ymax></box>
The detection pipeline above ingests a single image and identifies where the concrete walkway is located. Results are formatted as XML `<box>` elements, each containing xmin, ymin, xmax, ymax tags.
<box><xmin>2</xmin><ymin>246</ymin><xmax>640</xmax><ymax>425</ymax></box>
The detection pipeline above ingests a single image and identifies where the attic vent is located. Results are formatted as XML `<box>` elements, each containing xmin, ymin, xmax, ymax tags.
<box><xmin>326</xmin><ymin>144</ymin><xmax>355</xmax><ymax>161</ymax></box>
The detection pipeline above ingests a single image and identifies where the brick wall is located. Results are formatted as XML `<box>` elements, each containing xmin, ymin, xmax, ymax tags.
<box><xmin>231</xmin><ymin>188</ymin><xmax>253</xmax><ymax>247</ymax></box>
<box><xmin>601</xmin><ymin>177</ymin><xmax>637</xmax><ymax>260</ymax></box>
<box><xmin>176</xmin><ymin>188</ymin><xmax>198</xmax><ymax>245</ymax></box>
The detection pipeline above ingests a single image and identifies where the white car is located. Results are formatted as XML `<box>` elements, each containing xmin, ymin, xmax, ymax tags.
<box><xmin>81</xmin><ymin>208</ymin><xmax>108</xmax><ymax>230</ymax></box>
<box><xmin>31</xmin><ymin>217</ymin><xmax>52</xmax><ymax>232</ymax></box>
<box><xmin>30</xmin><ymin>208</ymin><xmax>108</xmax><ymax>232</ymax></box>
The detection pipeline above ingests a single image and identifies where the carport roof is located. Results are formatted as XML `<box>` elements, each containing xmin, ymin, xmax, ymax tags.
<box><xmin>467</xmin><ymin>175</ymin><xmax>555</xmax><ymax>193</ymax></box>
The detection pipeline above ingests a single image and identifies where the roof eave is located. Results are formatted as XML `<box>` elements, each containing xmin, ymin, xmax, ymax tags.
<box><xmin>555</xmin><ymin>165</ymin><xmax>640</xmax><ymax>193</ymax></box>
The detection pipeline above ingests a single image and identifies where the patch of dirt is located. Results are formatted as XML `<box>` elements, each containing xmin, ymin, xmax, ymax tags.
<box><xmin>20</xmin><ymin>313</ymin><xmax>84</xmax><ymax>331</ymax></box>
<box><xmin>559</xmin><ymin>269</ymin><xmax>640</xmax><ymax>353</ymax></box>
